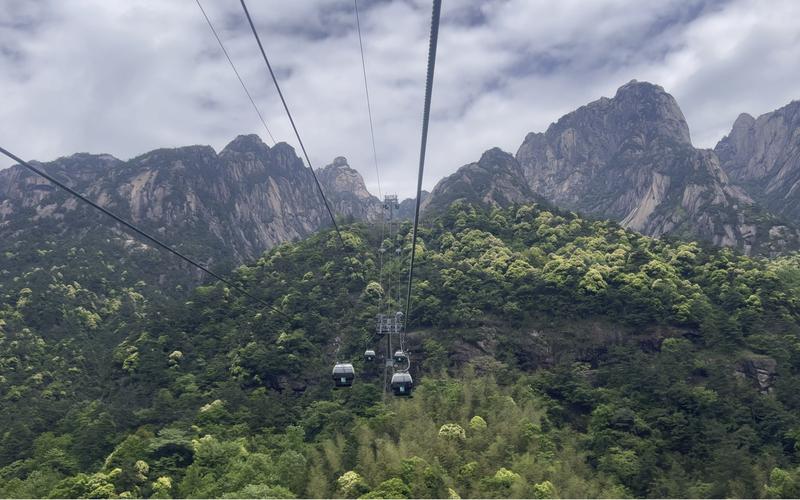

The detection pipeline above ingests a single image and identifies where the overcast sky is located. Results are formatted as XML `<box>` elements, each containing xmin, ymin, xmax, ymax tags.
<box><xmin>2</xmin><ymin>0</ymin><xmax>799</xmax><ymax>198</ymax></box>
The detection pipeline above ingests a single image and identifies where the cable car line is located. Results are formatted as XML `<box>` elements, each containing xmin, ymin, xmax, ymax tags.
<box><xmin>354</xmin><ymin>0</ymin><xmax>382</xmax><ymax>201</ymax></box>
<box><xmin>377</xmin><ymin>213</ymin><xmax>387</xmax><ymax>313</ymax></box>
<box><xmin>403</xmin><ymin>0</ymin><xmax>442</xmax><ymax>341</ymax></box>
<box><xmin>354</xmin><ymin>0</ymin><xmax>393</xmax><ymax>369</ymax></box>
<box><xmin>0</xmin><ymin>145</ymin><xmax>291</xmax><ymax>320</ymax></box>
<box><xmin>238</xmin><ymin>0</ymin><xmax>345</xmax><ymax>248</ymax></box>
<box><xmin>362</xmin><ymin>0</ymin><xmax>441</xmax><ymax>396</ymax></box>
<box><xmin>195</xmin><ymin>0</ymin><xmax>276</xmax><ymax>145</ymax></box>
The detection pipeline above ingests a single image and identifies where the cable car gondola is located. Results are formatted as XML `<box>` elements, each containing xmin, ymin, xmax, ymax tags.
<box><xmin>393</xmin><ymin>350</ymin><xmax>408</xmax><ymax>365</ymax></box>
<box><xmin>332</xmin><ymin>363</ymin><xmax>355</xmax><ymax>388</ymax></box>
<box><xmin>390</xmin><ymin>372</ymin><xmax>413</xmax><ymax>396</ymax></box>
<box><xmin>364</xmin><ymin>349</ymin><xmax>376</xmax><ymax>362</ymax></box>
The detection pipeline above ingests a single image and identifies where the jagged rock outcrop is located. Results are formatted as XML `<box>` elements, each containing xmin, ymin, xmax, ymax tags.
<box><xmin>715</xmin><ymin>101</ymin><xmax>800</xmax><ymax>223</ymax></box>
<box><xmin>315</xmin><ymin>156</ymin><xmax>424</xmax><ymax>222</ymax></box>
<box><xmin>0</xmin><ymin>134</ymin><xmax>433</xmax><ymax>279</ymax></box>
<box><xmin>514</xmin><ymin>80</ymin><xmax>799</xmax><ymax>254</ymax></box>
<box><xmin>398</xmin><ymin>191</ymin><xmax>429</xmax><ymax>220</ymax></box>
<box><xmin>317</xmin><ymin>156</ymin><xmax>382</xmax><ymax>222</ymax></box>
<box><xmin>422</xmin><ymin>148</ymin><xmax>539</xmax><ymax>213</ymax></box>
<box><xmin>735</xmin><ymin>355</ymin><xmax>777</xmax><ymax>394</ymax></box>
<box><xmin>0</xmin><ymin>135</ymin><xmax>333</xmax><ymax>266</ymax></box>
<box><xmin>4</xmin><ymin>83</ymin><xmax>799</xmax><ymax>267</ymax></box>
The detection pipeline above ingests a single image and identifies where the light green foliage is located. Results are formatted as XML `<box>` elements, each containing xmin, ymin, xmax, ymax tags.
<box><xmin>122</xmin><ymin>351</ymin><xmax>139</xmax><ymax>373</ymax></box>
<box><xmin>178</xmin><ymin>435</ymin><xmax>287</xmax><ymax>498</ymax></box>
<box><xmin>337</xmin><ymin>470</ymin><xmax>369</xmax><ymax>498</ymax></box>
<box><xmin>599</xmin><ymin>447</ymin><xmax>640</xmax><ymax>482</ymax></box>
<box><xmin>222</xmin><ymin>483</ymin><xmax>295</xmax><ymax>499</ymax></box>
<box><xmin>469</xmin><ymin>415</ymin><xmax>487</xmax><ymax>431</ymax></box>
<box><xmin>74</xmin><ymin>306</ymin><xmax>102</xmax><ymax>330</ymax></box>
<box><xmin>765</xmin><ymin>467</ymin><xmax>800</xmax><ymax>499</ymax></box>
<box><xmin>199</xmin><ymin>399</ymin><xmax>224</xmax><ymax>413</ymax></box>
<box><xmin>532</xmin><ymin>480</ymin><xmax>557</xmax><ymax>499</ymax></box>
<box><xmin>2</xmin><ymin>202</ymin><xmax>800</xmax><ymax>499</ymax></box>
<box><xmin>151</xmin><ymin>476</ymin><xmax>172</xmax><ymax>498</ymax></box>
<box><xmin>49</xmin><ymin>468</ymin><xmax>121</xmax><ymax>498</ymax></box>
<box><xmin>363</xmin><ymin>281</ymin><xmax>384</xmax><ymax>302</ymax></box>
<box><xmin>491</xmin><ymin>467</ymin><xmax>522</xmax><ymax>487</ymax></box>
<box><xmin>167</xmin><ymin>350</ymin><xmax>183</xmax><ymax>366</ymax></box>
<box><xmin>15</xmin><ymin>288</ymin><xmax>32</xmax><ymax>310</ymax></box>
<box><xmin>579</xmin><ymin>265</ymin><xmax>610</xmax><ymax>294</ymax></box>
<box><xmin>360</xmin><ymin>477</ymin><xmax>412</xmax><ymax>499</ymax></box>
<box><xmin>134</xmin><ymin>460</ymin><xmax>149</xmax><ymax>482</ymax></box>
<box><xmin>276</xmin><ymin>450</ymin><xmax>308</xmax><ymax>494</ymax></box>
<box><xmin>438</xmin><ymin>423</ymin><xmax>466</xmax><ymax>441</ymax></box>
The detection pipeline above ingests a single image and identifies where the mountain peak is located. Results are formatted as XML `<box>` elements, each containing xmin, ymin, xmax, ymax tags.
<box><xmin>514</xmin><ymin>81</ymin><xmax>798</xmax><ymax>253</ymax></box>
<box><xmin>733</xmin><ymin>112</ymin><xmax>756</xmax><ymax>128</ymax></box>
<box><xmin>610</xmin><ymin>80</ymin><xmax>691</xmax><ymax>144</ymax></box>
<box><xmin>65</xmin><ymin>152</ymin><xmax>121</xmax><ymax>164</ymax></box>
<box><xmin>317</xmin><ymin>157</ymin><xmax>381</xmax><ymax>221</ymax></box>
<box><xmin>221</xmin><ymin>134</ymin><xmax>270</xmax><ymax>155</ymax></box>
<box><xmin>423</xmin><ymin>147</ymin><xmax>535</xmax><ymax>213</ymax></box>
<box><xmin>331</xmin><ymin>156</ymin><xmax>349</xmax><ymax>168</ymax></box>
<box><xmin>536</xmin><ymin>80</ymin><xmax>691</xmax><ymax>150</ymax></box>
<box><xmin>716</xmin><ymin>98</ymin><xmax>800</xmax><ymax>223</ymax></box>
<box><xmin>319</xmin><ymin>157</ymin><xmax>367</xmax><ymax>190</ymax></box>
<box><xmin>479</xmin><ymin>147</ymin><xmax>513</xmax><ymax>162</ymax></box>
<box><xmin>614</xmin><ymin>79</ymin><xmax>666</xmax><ymax>97</ymax></box>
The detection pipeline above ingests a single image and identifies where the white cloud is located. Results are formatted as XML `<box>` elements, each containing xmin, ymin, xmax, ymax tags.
<box><xmin>1</xmin><ymin>0</ymin><xmax>798</xmax><ymax>198</ymax></box>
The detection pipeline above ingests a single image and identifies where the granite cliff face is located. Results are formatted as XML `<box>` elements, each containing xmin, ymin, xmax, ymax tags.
<box><xmin>398</xmin><ymin>191</ymin><xmax>429</xmax><ymax>220</ymax></box>
<box><xmin>516</xmin><ymin>80</ymin><xmax>693</xmax><ymax>212</ymax></box>
<box><xmin>0</xmin><ymin>135</ymin><xmax>338</xmax><ymax>267</ymax></box>
<box><xmin>422</xmin><ymin>148</ymin><xmax>539</xmax><ymax>213</ymax></box>
<box><xmin>4</xmin><ymin>83</ymin><xmax>799</xmax><ymax>264</ymax></box>
<box><xmin>317</xmin><ymin>156</ymin><xmax>382</xmax><ymax>222</ymax></box>
<box><xmin>715</xmin><ymin>101</ymin><xmax>800</xmax><ymax>222</ymax></box>
<box><xmin>419</xmin><ymin>80</ymin><xmax>798</xmax><ymax>254</ymax></box>
<box><xmin>510</xmin><ymin>80</ymin><xmax>798</xmax><ymax>254</ymax></box>
<box><xmin>0</xmin><ymin>133</ymin><xmax>427</xmax><ymax>276</ymax></box>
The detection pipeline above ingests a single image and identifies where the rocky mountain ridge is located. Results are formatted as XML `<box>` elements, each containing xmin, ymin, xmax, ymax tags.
<box><xmin>421</xmin><ymin>148</ymin><xmax>540</xmax><ymax>213</ymax></box>
<box><xmin>425</xmin><ymin>80</ymin><xmax>799</xmax><ymax>254</ymax></box>
<box><xmin>317</xmin><ymin>156</ymin><xmax>382</xmax><ymax>222</ymax></box>
<box><xmin>1</xmin><ymin>136</ymin><xmax>351</xmax><ymax>267</ymax></box>
<box><xmin>715</xmin><ymin>100</ymin><xmax>800</xmax><ymax>222</ymax></box>
<box><xmin>3</xmin><ymin>82</ymin><xmax>800</xmax><ymax>260</ymax></box>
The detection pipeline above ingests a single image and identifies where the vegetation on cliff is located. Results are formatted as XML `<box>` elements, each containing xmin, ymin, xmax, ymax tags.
<box><xmin>2</xmin><ymin>202</ymin><xmax>800</xmax><ymax>497</ymax></box>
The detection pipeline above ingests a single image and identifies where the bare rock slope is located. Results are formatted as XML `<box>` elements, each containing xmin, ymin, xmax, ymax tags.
<box><xmin>715</xmin><ymin>101</ymin><xmax>800</xmax><ymax>222</ymax></box>
<box><xmin>422</xmin><ymin>148</ymin><xmax>540</xmax><ymax>213</ymax></box>
<box><xmin>422</xmin><ymin>80</ymin><xmax>799</xmax><ymax>254</ymax></box>
<box><xmin>0</xmin><ymin>135</ymin><xmax>367</xmax><ymax>267</ymax></box>
<box><xmin>512</xmin><ymin>80</ymin><xmax>798</xmax><ymax>253</ymax></box>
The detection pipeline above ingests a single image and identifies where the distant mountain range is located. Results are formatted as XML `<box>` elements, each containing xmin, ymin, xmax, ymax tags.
<box><xmin>2</xmin><ymin>80</ymin><xmax>799</xmax><ymax>264</ymax></box>
<box><xmin>431</xmin><ymin>80</ymin><xmax>800</xmax><ymax>255</ymax></box>
<box><xmin>715</xmin><ymin>100</ymin><xmax>800</xmax><ymax>223</ymax></box>
<box><xmin>0</xmin><ymin>135</ymin><xmax>378</xmax><ymax>272</ymax></box>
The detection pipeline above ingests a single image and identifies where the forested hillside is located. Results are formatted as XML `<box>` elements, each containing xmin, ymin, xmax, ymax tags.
<box><xmin>2</xmin><ymin>202</ymin><xmax>800</xmax><ymax>498</ymax></box>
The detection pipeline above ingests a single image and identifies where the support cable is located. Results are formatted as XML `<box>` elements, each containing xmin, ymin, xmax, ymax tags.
<box><xmin>238</xmin><ymin>0</ymin><xmax>345</xmax><ymax>247</ymax></box>
<box><xmin>354</xmin><ymin>0</ymin><xmax>382</xmax><ymax>200</ymax></box>
<box><xmin>195</xmin><ymin>0</ymin><xmax>276</xmax><ymax>144</ymax></box>
<box><xmin>402</xmin><ymin>0</ymin><xmax>442</xmax><ymax>349</ymax></box>
<box><xmin>377</xmin><ymin>210</ymin><xmax>386</xmax><ymax>314</ymax></box>
<box><xmin>397</xmin><ymin>221</ymin><xmax>403</xmax><ymax>310</ymax></box>
<box><xmin>354</xmin><ymin>0</ymin><xmax>388</xmax><ymax>326</ymax></box>
<box><xmin>0</xmin><ymin>146</ymin><xmax>290</xmax><ymax>320</ymax></box>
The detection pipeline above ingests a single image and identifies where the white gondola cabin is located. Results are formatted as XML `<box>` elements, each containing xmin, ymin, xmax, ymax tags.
<box><xmin>332</xmin><ymin>363</ymin><xmax>355</xmax><ymax>387</ymax></box>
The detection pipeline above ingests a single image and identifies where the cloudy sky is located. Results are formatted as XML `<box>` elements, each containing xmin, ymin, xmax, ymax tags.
<box><xmin>2</xmin><ymin>0</ymin><xmax>799</xmax><ymax>198</ymax></box>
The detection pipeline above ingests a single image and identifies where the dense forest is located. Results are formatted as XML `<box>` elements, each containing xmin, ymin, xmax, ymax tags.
<box><xmin>2</xmin><ymin>201</ymin><xmax>800</xmax><ymax>498</ymax></box>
